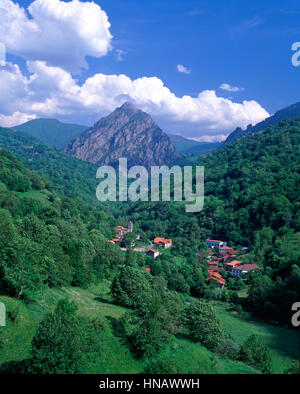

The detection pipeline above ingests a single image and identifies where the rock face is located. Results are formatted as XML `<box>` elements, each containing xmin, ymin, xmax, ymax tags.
<box><xmin>64</xmin><ymin>102</ymin><xmax>181</xmax><ymax>168</ymax></box>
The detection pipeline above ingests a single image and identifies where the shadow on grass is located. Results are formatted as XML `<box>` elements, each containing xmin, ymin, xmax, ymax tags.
<box><xmin>105</xmin><ymin>315</ymin><xmax>123</xmax><ymax>341</ymax></box>
<box><xmin>94</xmin><ymin>296</ymin><xmax>112</xmax><ymax>305</ymax></box>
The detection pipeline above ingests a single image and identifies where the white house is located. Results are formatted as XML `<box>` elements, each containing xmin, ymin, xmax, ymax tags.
<box><xmin>146</xmin><ymin>249</ymin><xmax>160</xmax><ymax>259</ymax></box>
<box><xmin>206</xmin><ymin>239</ymin><xmax>227</xmax><ymax>248</ymax></box>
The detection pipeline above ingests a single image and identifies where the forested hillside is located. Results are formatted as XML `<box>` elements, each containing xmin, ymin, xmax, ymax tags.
<box><xmin>0</xmin><ymin>119</ymin><xmax>299</xmax><ymax>374</ymax></box>
<box><xmin>120</xmin><ymin>119</ymin><xmax>300</xmax><ymax>324</ymax></box>
<box><xmin>0</xmin><ymin>149</ymin><xmax>271</xmax><ymax>374</ymax></box>
<box><xmin>0</xmin><ymin>149</ymin><xmax>121</xmax><ymax>296</ymax></box>
<box><xmin>196</xmin><ymin>119</ymin><xmax>300</xmax><ymax>323</ymax></box>
<box><xmin>198</xmin><ymin>118</ymin><xmax>300</xmax><ymax>244</ymax></box>
<box><xmin>0</xmin><ymin>127</ymin><xmax>100</xmax><ymax>206</ymax></box>
<box><xmin>13</xmin><ymin>119</ymin><xmax>88</xmax><ymax>149</ymax></box>
<box><xmin>124</xmin><ymin>118</ymin><xmax>299</xmax><ymax>247</ymax></box>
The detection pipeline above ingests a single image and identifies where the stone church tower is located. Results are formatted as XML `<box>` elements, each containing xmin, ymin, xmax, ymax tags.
<box><xmin>128</xmin><ymin>221</ymin><xmax>133</xmax><ymax>233</ymax></box>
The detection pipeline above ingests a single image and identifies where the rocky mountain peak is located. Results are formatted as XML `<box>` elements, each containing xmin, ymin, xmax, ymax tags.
<box><xmin>64</xmin><ymin>103</ymin><xmax>181</xmax><ymax>168</ymax></box>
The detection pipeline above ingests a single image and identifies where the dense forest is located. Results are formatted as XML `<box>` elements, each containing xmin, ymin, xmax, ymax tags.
<box><xmin>0</xmin><ymin>127</ymin><xmax>100</xmax><ymax>205</ymax></box>
<box><xmin>0</xmin><ymin>118</ymin><xmax>299</xmax><ymax>374</ymax></box>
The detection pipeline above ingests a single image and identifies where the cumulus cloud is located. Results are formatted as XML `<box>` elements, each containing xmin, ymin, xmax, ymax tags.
<box><xmin>219</xmin><ymin>83</ymin><xmax>244</xmax><ymax>92</ymax></box>
<box><xmin>177</xmin><ymin>64</ymin><xmax>191</xmax><ymax>74</ymax></box>
<box><xmin>0</xmin><ymin>0</ymin><xmax>113</xmax><ymax>72</ymax></box>
<box><xmin>0</xmin><ymin>0</ymin><xmax>269</xmax><ymax>137</ymax></box>
<box><xmin>0</xmin><ymin>112</ymin><xmax>37</xmax><ymax>127</ymax></box>
<box><xmin>0</xmin><ymin>60</ymin><xmax>269</xmax><ymax>137</ymax></box>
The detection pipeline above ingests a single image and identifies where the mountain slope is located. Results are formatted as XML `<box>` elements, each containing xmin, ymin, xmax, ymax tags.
<box><xmin>197</xmin><ymin>119</ymin><xmax>300</xmax><ymax>244</ymax></box>
<box><xmin>13</xmin><ymin>118</ymin><xmax>88</xmax><ymax>149</ymax></box>
<box><xmin>168</xmin><ymin>134</ymin><xmax>221</xmax><ymax>155</ymax></box>
<box><xmin>225</xmin><ymin>101</ymin><xmax>300</xmax><ymax>144</ymax></box>
<box><xmin>0</xmin><ymin>127</ymin><xmax>99</xmax><ymax>205</ymax></box>
<box><xmin>125</xmin><ymin>118</ymin><xmax>300</xmax><ymax>248</ymax></box>
<box><xmin>65</xmin><ymin>102</ymin><xmax>181</xmax><ymax>168</ymax></box>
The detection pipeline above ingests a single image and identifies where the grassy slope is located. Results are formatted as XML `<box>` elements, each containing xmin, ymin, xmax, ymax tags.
<box><xmin>150</xmin><ymin>339</ymin><xmax>258</xmax><ymax>374</ymax></box>
<box><xmin>0</xmin><ymin>296</ymin><xmax>36</xmax><ymax>364</ymax></box>
<box><xmin>1</xmin><ymin>281</ymin><xmax>297</xmax><ymax>374</ymax></box>
<box><xmin>0</xmin><ymin>282</ymin><xmax>141</xmax><ymax>374</ymax></box>
<box><xmin>213</xmin><ymin>302</ymin><xmax>299</xmax><ymax>373</ymax></box>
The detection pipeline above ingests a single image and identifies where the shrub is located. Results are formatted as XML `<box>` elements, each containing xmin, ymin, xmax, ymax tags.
<box><xmin>217</xmin><ymin>338</ymin><xmax>240</xmax><ymax>360</ymax></box>
<box><xmin>239</xmin><ymin>334</ymin><xmax>272</xmax><ymax>374</ymax></box>
<box><xmin>181</xmin><ymin>301</ymin><xmax>224</xmax><ymax>350</ymax></box>
<box><xmin>28</xmin><ymin>299</ymin><xmax>103</xmax><ymax>374</ymax></box>
<box><xmin>7</xmin><ymin>304</ymin><xmax>20</xmax><ymax>323</ymax></box>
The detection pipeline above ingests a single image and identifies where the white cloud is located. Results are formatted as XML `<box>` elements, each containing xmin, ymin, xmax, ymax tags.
<box><xmin>189</xmin><ymin>134</ymin><xmax>229</xmax><ymax>142</ymax></box>
<box><xmin>115</xmin><ymin>49</ymin><xmax>126</xmax><ymax>62</ymax></box>
<box><xmin>219</xmin><ymin>83</ymin><xmax>244</xmax><ymax>92</ymax></box>
<box><xmin>0</xmin><ymin>61</ymin><xmax>269</xmax><ymax>137</ymax></box>
<box><xmin>233</xmin><ymin>15</ymin><xmax>263</xmax><ymax>35</ymax></box>
<box><xmin>0</xmin><ymin>112</ymin><xmax>37</xmax><ymax>127</ymax></box>
<box><xmin>0</xmin><ymin>0</ymin><xmax>113</xmax><ymax>72</ymax></box>
<box><xmin>177</xmin><ymin>64</ymin><xmax>191</xmax><ymax>74</ymax></box>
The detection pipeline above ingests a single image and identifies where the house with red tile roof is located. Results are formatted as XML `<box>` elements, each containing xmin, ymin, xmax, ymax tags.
<box><xmin>224</xmin><ymin>260</ymin><xmax>243</xmax><ymax>271</ymax></box>
<box><xmin>110</xmin><ymin>221</ymin><xmax>140</xmax><ymax>244</ymax></box>
<box><xmin>222</xmin><ymin>254</ymin><xmax>235</xmax><ymax>263</ymax></box>
<box><xmin>146</xmin><ymin>249</ymin><xmax>160</xmax><ymax>259</ymax></box>
<box><xmin>219</xmin><ymin>246</ymin><xmax>237</xmax><ymax>255</ymax></box>
<box><xmin>232</xmin><ymin>264</ymin><xmax>260</xmax><ymax>277</ymax></box>
<box><xmin>109</xmin><ymin>237</ymin><xmax>122</xmax><ymax>244</ymax></box>
<box><xmin>114</xmin><ymin>221</ymin><xmax>135</xmax><ymax>238</ymax></box>
<box><xmin>214</xmin><ymin>257</ymin><xmax>223</xmax><ymax>261</ymax></box>
<box><xmin>154</xmin><ymin>237</ymin><xmax>172</xmax><ymax>249</ymax></box>
<box><xmin>206</xmin><ymin>271</ymin><xmax>226</xmax><ymax>287</ymax></box>
<box><xmin>115</xmin><ymin>225</ymin><xmax>129</xmax><ymax>238</ymax></box>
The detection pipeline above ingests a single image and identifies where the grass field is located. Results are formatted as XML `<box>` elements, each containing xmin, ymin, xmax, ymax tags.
<box><xmin>0</xmin><ymin>282</ymin><xmax>141</xmax><ymax>373</ymax></box>
<box><xmin>0</xmin><ymin>282</ymin><xmax>298</xmax><ymax>374</ymax></box>
<box><xmin>213</xmin><ymin>302</ymin><xmax>299</xmax><ymax>373</ymax></box>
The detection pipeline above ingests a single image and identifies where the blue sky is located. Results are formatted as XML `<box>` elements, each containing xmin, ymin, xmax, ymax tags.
<box><xmin>88</xmin><ymin>0</ymin><xmax>300</xmax><ymax>111</ymax></box>
<box><xmin>1</xmin><ymin>0</ymin><xmax>300</xmax><ymax>140</ymax></box>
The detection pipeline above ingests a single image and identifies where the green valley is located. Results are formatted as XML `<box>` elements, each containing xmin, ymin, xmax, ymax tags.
<box><xmin>0</xmin><ymin>118</ymin><xmax>299</xmax><ymax>375</ymax></box>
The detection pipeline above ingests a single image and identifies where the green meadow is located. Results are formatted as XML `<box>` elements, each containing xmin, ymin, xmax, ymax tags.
<box><xmin>0</xmin><ymin>281</ymin><xmax>298</xmax><ymax>374</ymax></box>
<box><xmin>213</xmin><ymin>302</ymin><xmax>299</xmax><ymax>373</ymax></box>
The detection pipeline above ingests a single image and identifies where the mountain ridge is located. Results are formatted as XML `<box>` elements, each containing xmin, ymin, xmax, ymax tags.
<box><xmin>225</xmin><ymin>101</ymin><xmax>300</xmax><ymax>144</ymax></box>
<box><xmin>168</xmin><ymin>134</ymin><xmax>221</xmax><ymax>155</ymax></box>
<box><xmin>13</xmin><ymin>118</ymin><xmax>88</xmax><ymax>149</ymax></box>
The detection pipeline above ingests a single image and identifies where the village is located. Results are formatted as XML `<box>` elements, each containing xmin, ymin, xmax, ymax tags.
<box><xmin>109</xmin><ymin>222</ymin><xmax>260</xmax><ymax>288</ymax></box>
<box><xmin>205</xmin><ymin>239</ymin><xmax>260</xmax><ymax>287</ymax></box>
<box><xmin>109</xmin><ymin>220</ymin><xmax>172</xmax><ymax>269</ymax></box>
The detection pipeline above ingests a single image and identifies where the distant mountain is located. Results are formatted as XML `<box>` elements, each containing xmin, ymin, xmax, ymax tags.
<box><xmin>168</xmin><ymin>134</ymin><xmax>221</xmax><ymax>155</ymax></box>
<box><xmin>65</xmin><ymin>102</ymin><xmax>181</xmax><ymax>168</ymax></box>
<box><xmin>225</xmin><ymin>101</ymin><xmax>300</xmax><ymax>144</ymax></box>
<box><xmin>13</xmin><ymin>118</ymin><xmax>88</xmax><ymax>149</ymax></box>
